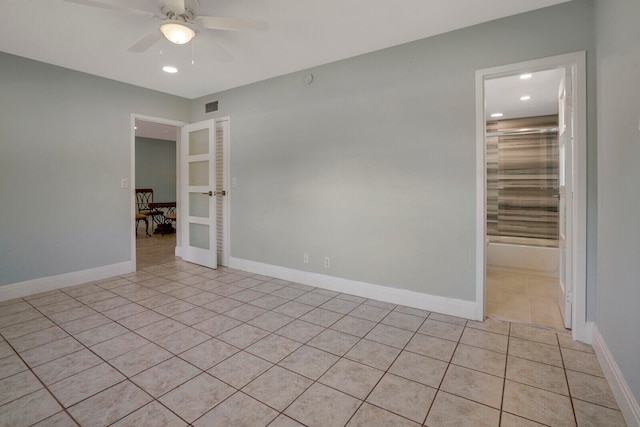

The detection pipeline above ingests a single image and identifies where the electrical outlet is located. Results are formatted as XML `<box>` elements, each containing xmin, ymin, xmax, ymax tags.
<box><xmin>324</xmin><ymin>256</ymin><xmax>331</xmax><ymax>269</ymax></box>
<box><xmin>303</xmin><ymin>253</ymin><xmax>309</xmax><ymax>264</ymax></box>
<box><xmin>121</xmin><ymin>178</ymin><xmax>128</xmax><ymax>189</ymax></box>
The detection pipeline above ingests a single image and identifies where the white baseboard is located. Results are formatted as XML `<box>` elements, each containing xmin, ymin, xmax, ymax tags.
<box><xmin>0</xmin><ymin>261</ymin><xmax>134</xmax><ymax>302</ymax></box>
<box><xmin>229</xmin><ymin>257</ymin><xmax>478</xmax><ymax>320</ymax></box>
<box><xmin>592</xmin><ymin>325</ymin><xmax>640</xmax><ymax>427</ymax></box>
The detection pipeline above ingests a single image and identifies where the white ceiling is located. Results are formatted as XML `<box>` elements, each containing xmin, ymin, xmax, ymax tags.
<box><xmin>485</xmin><ymin>68</ymin><xmax>564</xmax><ymax>121</ymax></box>
<box><xmin>0</xmin><ymin>0</ymin><xmax>570</xmax><ymax>99</ymax></box>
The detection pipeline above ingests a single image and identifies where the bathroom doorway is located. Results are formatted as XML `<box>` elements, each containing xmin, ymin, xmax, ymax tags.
<box><xmin>475</xmin><ymin>53</ymin><xmax>588</xmax><ymax>339</ymax></box>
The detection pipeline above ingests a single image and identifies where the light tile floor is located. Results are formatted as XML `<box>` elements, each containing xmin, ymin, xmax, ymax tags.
<box><xmin>486</xmin><ymin>268</ymin><xmax>566</xmax><ymax>330</ymax></box>
<box><xmin>0</xmin><ymin>234</ymin><xmax>627</xmax><ymax>426</ymax></box>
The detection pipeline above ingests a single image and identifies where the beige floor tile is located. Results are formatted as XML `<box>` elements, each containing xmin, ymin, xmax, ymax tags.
<box><xmin>561</xmin><ymin>347</ymin><xmax>604</xmax><ymax>377</ymax></box>
<box><xmin>159</xmin><ymin>373</ymin><xmax>235</xmax><ymax>423</ymax></box>
<box><xmin>285</xmin><ymin>382</ymin><xmax>361</xmax><ymax>427</ymax></box>
<box><xmin>506</xmin><ymin>356</ymin><xmax>569</xmax><ymax>395</ymax></box>
<box><xmin>178</xmin><ymin>338</ymin><xmax>239</xmax><ymax>370</ymax></box>
<box><xmin>59</xmin><ymin>313</ymin><xmax>111</xmax><ymax>335</ymax></box>
<box><xmin>530</xmin><ymin>296</ymin><xmax>564</xmax><ymax>329</ymax></box>
<box><xmin>500</xmin><ymin>412</ymin><xmax>547</xmax><ymax>426</ymax></box>
<box><xmin>192</xmin><ymin>314</ymin><xmax>242</xmax><ymax>336</ymax></box>
<box><xmin>279</xmin><ymin>345</ymin><xmax>339</xmax><ymax>380</ymax></box>
<box><xmin>330</xmin><ymin>316</ymin><xmax>377</xmax><ymax>337</ymax></box>
<box><xmin>295</xmin><ymin>292</ymin><xmax>334</xmax><ymax>307</ymax></box>
<box><xmin>566</xmin><ymin>370</ymin><xmax>619</xmax><ymax>409</ymax></box>
<box><xmin>89</xmin><ymin>332</ymin><xmax>150</xmax><ymax>360</ymax></box>
<box><xmin>73</xmin><ymin>322</ymin><xmax>128</xmax><ymax>347</ymax></box>
<box><xmin>466</xmin><ymin>318</ymin><xmax>510</xmax><ymax>335</ymax></box>
<box><xmin>49</xmin><ymin>363</ymin><xmax>125</xmax><ymax>408</ymax></box>
<box><xmin>276</xmin><ymin>319</ymin><xmax>325</xmax><ymax>343</ymax></box>
<box><xmin>345</xmin><ymin>339</ymin><xmax>401</xmax><ymax>371</ymax></box>
<box><xmin>429</xmin><ymin>312</ymin><xmax>468</xmax><ymax>326</ymax></box>
<box><xmin>451</xmin><ymin>344</ymin><xmax>507</xmax><ymax>377</ymax></box>
<box><xmin>347</xmin><ymin>402</ymin><xmax>421</xmax><ymax>427</ymax></box>
<box><xmin>367</xmin><ymin>373</ymin><xmax>435</xmax><ymax>423</ymax></box>
<box><xmin>48</xmin><ymin>306</ymin><xmax>98</xmax><ymax>324</ymax></box>
<box><xmin>208</xmin><ymin>351</ymin><xmax>272</xmax><ymax>389</ymax></box>
<box><xmin>155</xmin><ymin>327</ymin><xmax>211</xmax><ymax>354</ymax></box>
<box><xmin>111</xmin><ymin>401</ymin><xmax>187</xmax><ymax>427</ymax></box>
<box><xmin>194</xmin><ymin>391</ymin><xmax>278</xmax><ymax>426</ymax></box>
<box><xmin>460</xmin><ymin>327</ymin><xmax>509</xmax><ymax>353</ymax></box>
<box><xmin>319</xmin><ymin>358</ymin><xmax>384</xmax><ymax>399</ymax></box>
<box><xmin>418</xmin><ymin>319</ymin><xmax>464</xmax><ymax>342</ymax></box>
<box><xmin>273</xmin><ymin>301</ymin><xmax>315</xmax><ymax>318</ymax></box>
<box><xmin>405</xmin><ymin>333</ymin><xmax>457</xmax><ymax>362</ymax></box>
<box><xmin>510</xmin><ymin>323</ymin><xmax>559</xmax><ymax>346</ymax></box>
<box><xmin>389</xmin><ymin>350</ymin><xmax>448</xmax><ymax>388</ymax></box>
<box><xmin>132</xmin><ymin>357</ymin><xmax>201</xmax><ymax>397</ymax></box>
<box><xmin>440</xmin><ymin>364</ymin><xmax>504</xmax><ymax>409</ymax></box>
<box><xmin>381</xmin><ymin>311</ymin><xmax>425</xmax><ymax>332</ymax></box>
<box><xmin>248</xmin><ymin>311</ymin><xmax>296</xmax><ymax>332</ymax></box>
<box><xmin>0</xmin><ymin>341</ymin><xmax>15</xmax><ymax>359</ymax></box>
<box><xmin>0</xmin><ymin>354</ymin><xmax>27</xmax><ymax>379</ymax></box>
<box><xmin>503</xmin><ymin>380</ymin><xmax>575</xmax><ymax>427</ymax></box>
<box><xmin>349</xmin><ymin>305</ymin><xmax>391</xmax><ymax>322</ymax></box>
<box><xmin>572</xmin><ymin>398</ymin><xmax>627</xmax><ymax>427</ymax></box>
<box><xmin>508</xmin><ymin>337</ymin><xmax>563</xmax><ymax>367</ymax></box>
<box><xmin>8</xmin><ymin>326</ymin><xmax>69</xmax><ymax>353</ymax></box>
<box><xmin>223</xmin><ymin>303</ymin><xmax>267</xmax><ymax>322</ymax></box>
<box><xmin>365</xmin><ymin>323</ymin><xmax>414</xmax><ymax>349</ymax></box>
<box><xmin>109</xmin><ymin>343</ymin><xmax>173</xmax><ymax>377</ymax></box>
<box><xmin>101</xmin><ymin>302</ymin><xmax>148</xmax><ymax>321</ymax></box>
<box><xmin>0</xmin><ymin>317</ymin><xmax>55</xmax><ymax>340</ymax></box>
<box><xmin>269</xmin><ymin>414</ymin><xmax>305</xmax><ymax>427</ymax></box>
<box><xmin>393</xmin><ymin>305</ymin><xmax>430</xmax><ymax>318</ymax></box>
<box><xmin>319</xmin><ymin>298</ymin><xmax>360</xmax><ymax>314</ymax></box>
<box><xmin>246</xmin><ymin>333</ymin><xmax>301</xmax><ymax>363</ymax></box>
<box><xmin>136</xmin><ymin>318</ymin><xmax>188</xmax><ymax>341</ymax></box>
<box><xmin>425</xmin><ymin>391</ymin><xmax>500</xmax><ymax>427</ymax></box>
<box><xmin>218</xmin><ymin>323</ymin><xmax>270</xmax><ymax>348</ymax></box>
<box><xmin>31</xmin><ymin>411</ymin><xmax>79</xmax><ymax>427</ymax></box>
<box><xmin>0</xmin><ymin>389</ymin><xmax>62</xmax><ymax>427</ymax></box>
<box><xmin>67</xmin><ymin>381</ymin><xmax>152</xmax><ymax>427</ymax></box>
<box><xmin>307</xmin><ymin>329</ymin><xmax>360</xmax><ymax>356</ymax></box>
<box><xmin>249</xmin><ymin>294</ymin><xmax>290</xmax><ymax>311</ymax></box>
<box><xmin>557</xmin><ymin>333</ymin><xmax>594</xmax><ymax>353</ymax></box>
<box><xmin>0</xmin><ymin>308</ymin><xmax>44</xmax><ymax>330</ymax></box>
<box><xmin>243</xmin><ymin>366</ymin><xmax>313</xmax><ymax>411</ymax></box>
<box><xmin>0</xmin><ymin>370</ymin><xmax>43</xmax><ymax>406</ymax></box>
<box><xmin>20</xmin><ymin>336</ymin><xmax>85</xmax><ymax>367</ymax></box>
<box><xmin>33</xmin><ymin>349</ymin><xmax>102</xmax><ymax>385</ymax></box>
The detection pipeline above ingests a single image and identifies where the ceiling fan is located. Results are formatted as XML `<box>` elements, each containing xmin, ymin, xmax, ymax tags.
<box><xmin>65</xmin><ymin>0</ymin><xmax>268</xmax><ymax>54</ymax></box>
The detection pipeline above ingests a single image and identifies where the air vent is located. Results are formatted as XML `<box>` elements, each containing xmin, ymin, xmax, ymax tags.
<box><xmin>205</xmin><ymin>100</ymin><xmax>219</xmax><ymax>114</ymax></box>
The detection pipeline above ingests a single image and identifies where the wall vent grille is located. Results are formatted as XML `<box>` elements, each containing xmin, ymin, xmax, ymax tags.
<box><xmin>205</xmin><ymin>100</ymin><xmax>219</xmax><ymax>114</ymax></box>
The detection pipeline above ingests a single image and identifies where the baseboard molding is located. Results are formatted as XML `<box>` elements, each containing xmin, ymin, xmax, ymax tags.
<box><xmin>229</xmin><ymin>257</ymin><xmax>478</xmax><ymax>320</ymax></box>
<box><xmin>0</xmin><ymin>261</ymin><xmax>134</xmax><ymax>302</ymax></box>
<box><xmin>592</xmin><ymin>325</ymin><xmax>640</xmax><ymax>427</ymax></box>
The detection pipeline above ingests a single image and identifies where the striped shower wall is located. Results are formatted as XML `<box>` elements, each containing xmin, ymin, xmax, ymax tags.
<box><xmin>486</xmin><ymin>116</ymin><xmax>559</xmax><ymax>246</ymax></box>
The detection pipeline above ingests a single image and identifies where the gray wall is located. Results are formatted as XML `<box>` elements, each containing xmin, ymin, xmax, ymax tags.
<box><xmin>0</xmin><ymin>53</ymin><xmax>189</xmax><ymax>286</ymax></box>
<box><xmin>135</xmin><ymin>137</ymin><xmax>177</xmax><ymax>203</ymax></box>
<box><xmin>595</xmin><ymin>0</ymin><xmax>640</xmax><ymax>404</ymax></box>
<box><xmin>192</xmin><ymin>1</ymin><xmax>596</xmax><ymax>303</ymax></box>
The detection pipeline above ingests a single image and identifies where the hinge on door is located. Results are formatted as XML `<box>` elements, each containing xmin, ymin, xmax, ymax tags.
<box><xmin>214</xmin><ymin>190</ymin><xmax>227</xmax><ymax>196</ymax></box>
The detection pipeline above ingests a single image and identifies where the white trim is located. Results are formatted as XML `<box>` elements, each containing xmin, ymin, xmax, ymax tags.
<box><xmin>0</xmin><ymin>262</ymin><xmax>133</xmax><ymax>302</ymax></box>
<box><xmin>130</xmin><ymin>114</ymin><xmax>187</xmax><ymax>271</ymax></box>
<box><xmin>229</xmin><ymin>257</ymin><xmax>477</xmax><ymax>319</ymax></box>
<box><xmin>475</xmin><ymin>52</ymin><xmax>588</xmax><ymax>339</ymax></box>
<box><xmin>592</xmin><ymin>325</ymin><xmax>640</xmax><ymax>427</ymax></box>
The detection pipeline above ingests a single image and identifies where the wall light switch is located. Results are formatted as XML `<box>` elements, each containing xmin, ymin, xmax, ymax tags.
<box><xmin>121</xmin><ymin>178</ymin><xmax>128</xmax><ymax>189</ymax></box>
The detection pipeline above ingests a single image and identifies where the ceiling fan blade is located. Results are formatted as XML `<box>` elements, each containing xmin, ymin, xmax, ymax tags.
<box><xmin>128</xmin><ymin>31</ymin><xmax>163</xmax><ymax>53</ymax></box>
<box><xmin>197</xmin><ymin>16</ymin><xmax>268</xmax><ymax>32</ymax></box>
<box><xmin>64</xmin><ymin>0</ymin><xmax>155</xmax><ymax>17</ymax></box>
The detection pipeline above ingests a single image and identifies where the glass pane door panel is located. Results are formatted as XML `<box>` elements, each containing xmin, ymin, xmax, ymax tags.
<box><xmin>189</xmin><ymin>161</ymin><xmax>209</xmax><ymax>186</ymax></box>
<box><xmin>189</xmin><ymin>129</ymin><xmax>209</xmax><ymax>155</ymax></box>
<box><xmin>189</xmin><ymin>192</ymin><xmax>210</xmax><ymax>218</ymax></box>
<box><xmin>189</xmin><ymin>223</ymin><xmax>210</xmax><ymax>249</ymax></box>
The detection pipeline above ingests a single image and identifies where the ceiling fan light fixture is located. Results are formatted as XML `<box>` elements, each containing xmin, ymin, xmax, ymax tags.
<box><xmin>160</xmin><ymin>22</ymin><xmax>195</xmax><ymax>45</ymax></box>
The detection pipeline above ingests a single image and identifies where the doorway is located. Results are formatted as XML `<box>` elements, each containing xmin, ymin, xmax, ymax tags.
<box><xmin>130</xmin><ymin>115</ymin><xmax>232</xmax><ymax>271</ymax></box>
<box><xmin>475</xmin><ymin>52</ymin><xmax>588</xmax><ymax>341</ymax></box>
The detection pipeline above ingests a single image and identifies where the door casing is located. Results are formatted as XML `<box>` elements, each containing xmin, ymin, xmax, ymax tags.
<box><xmin>129</xmin><ymin>113</ymin><xmax>231</xmax><ymax>268</ymax></box>
<box><xmin>474</xmin><ymin>52</ymin><xmax>588</xmax><ymax>342</ymax></box>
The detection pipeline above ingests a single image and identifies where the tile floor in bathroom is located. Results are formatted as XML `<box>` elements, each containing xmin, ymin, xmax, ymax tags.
<box><xmin>0</xmin><ymin>233</ymin><xmax>627</xmax><ymax>426</ymax></box>
<box><xmin>486</xmin><ymin>268</ymin><xmax>567</xmax><ymax>331</ymax></box>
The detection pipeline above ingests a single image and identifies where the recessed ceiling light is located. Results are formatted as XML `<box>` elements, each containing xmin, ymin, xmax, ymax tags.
<box><xmin>520</xmin><ymin>95</ymin><xmax>531</xmax><ymax>101</ymax></box>
<box><xmin>520</xmin><ymin>73</ymin><xmax>533</xmax><ymax>80</ymax></box>
<box><xmin>163</xmin><ymin>66</ymin><xmax>178</xmax><ymax>74</ymax></box>
<box><xmin>490</xmin><ymin>113</ymin><xmax>504</xmax><ymax>118</ymax></box>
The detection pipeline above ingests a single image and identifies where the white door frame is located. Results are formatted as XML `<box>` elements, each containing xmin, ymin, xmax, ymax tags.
<box><xmin>130</xmin><ymin>114</ymin><xmax>232</xmax><ymax>269</ymax></box>
<box><xmin>130</xmin><ymin>114</ymin><xmax>187</xmax><ymax>268</ymax></box>
<box><xmin>216</xmin><ymin>117</ymin><xmax>231</xmax><ymax>267</ymax></box>
<box><xmin>474</xmin><ymin>52</ymin><xmax>588</xmax><ymax>342</ymax></box>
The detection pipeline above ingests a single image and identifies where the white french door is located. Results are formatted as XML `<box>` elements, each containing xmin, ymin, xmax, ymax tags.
<box><xmin>557</xmin><ymin>68</ymin><xmax>574</xmax><ymax>329</ymax></box>
<box><xmin>180</xmin><ymin>119</ymin><xmax>217</xmax><ymax>268</ymax></box>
